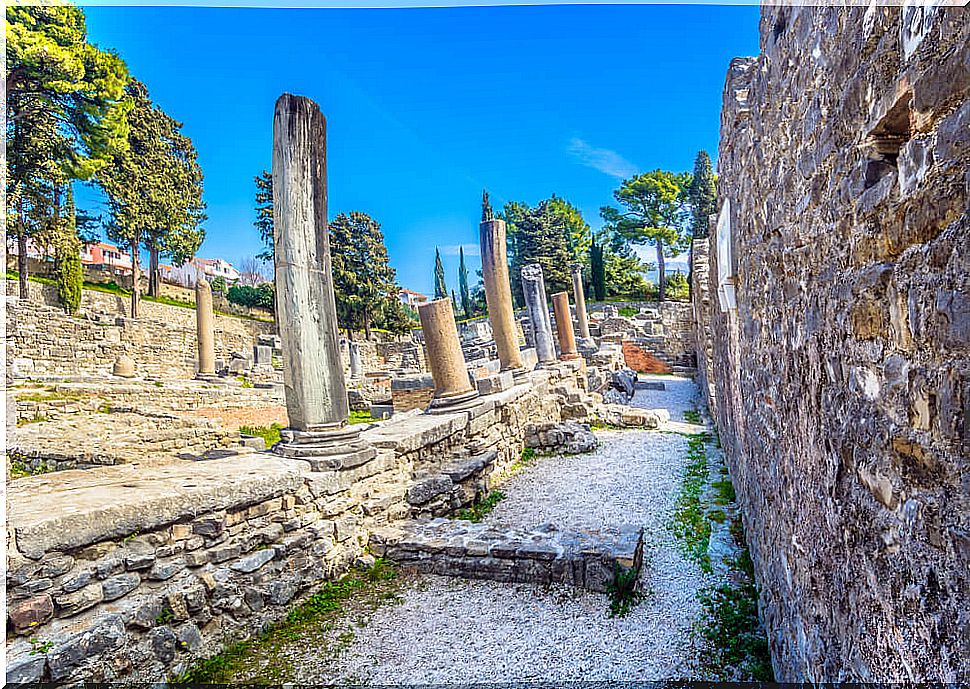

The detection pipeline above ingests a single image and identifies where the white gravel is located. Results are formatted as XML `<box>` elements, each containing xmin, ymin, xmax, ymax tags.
<box><xmin>301</xmin><ymin>375</ymin><xmax>709</xmax><ymax>683</ymax></box>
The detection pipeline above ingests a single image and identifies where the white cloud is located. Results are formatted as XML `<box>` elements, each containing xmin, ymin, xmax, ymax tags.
<box><xmin>440</xmin><ymin>244</ymin><xmax>480</xmax><ymax>257</ymax></box>
<box><xmin>567</xmin><ymin>137</ymin><xmax>638</xmax><ymax>179</ymax></box>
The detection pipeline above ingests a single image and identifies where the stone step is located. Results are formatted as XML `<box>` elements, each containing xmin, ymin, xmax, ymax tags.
<box><xmin>369</xmin><ymin>518</ymin><xmax>644</xmax><ymax>593</ymax></box>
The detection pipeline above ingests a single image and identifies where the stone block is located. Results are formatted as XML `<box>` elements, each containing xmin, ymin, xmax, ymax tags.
<box><xmin>229</xmin><ymin>548</ymin><xmax>276</xmax><ymax>573</ymax></box>
<box><xmin>8</xmin><ymin>594</ymin><xmax>54</xmax><ymax>632</ymax></box>
<box><xmin>102</xmin><ymin>573</ymin><xmax>141</xmax><ymax>601</ymax></box>
<box><xmin>53</xmin><ymin>582</ymin><xmax>103</xmax><ymax>617</ymax></box>
<box><xmin>476</xmin><ymin>370</ymin><xmax>515</xmax><ymax>395</ymax></box>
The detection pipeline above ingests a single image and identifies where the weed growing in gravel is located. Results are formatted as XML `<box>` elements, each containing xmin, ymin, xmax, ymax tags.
<box><xmin>670</xmin><ymin>434</ymin><xmax>713</xmax><ymax>573</ymax></box>
<box><xmin>239</xmin><ymin>423</ymin><xmax>282</xmax><ymax>448</ymax></box>
<box><xmin>175</xmin><ymin>559</ymin><xmax>401</xmax><ymax>683</ymax></box>
<box><xmin>606</xmin><ymin>563</ymin><xmax>643</xmax><ymax>617</ymax></box>
<box><xmin>683</xmin><ymin>409</ymin><xmax>702</xmax><ymax>425</ymax></box>
<box><xmin>454</xmin><ymin>490</ymin><xmax>505</xmax><ymax>523</ymax></box>
<box><xmin>711</xmin><ymin>478</ymin><xmax>736</xmax><ymax>506</ymax></box>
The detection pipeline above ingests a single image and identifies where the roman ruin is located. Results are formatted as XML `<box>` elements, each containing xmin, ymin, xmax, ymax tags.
<box><xmin>5</xmin><ymin>4</ymin><xmax>967</xmax><ymax>684</ymax></box>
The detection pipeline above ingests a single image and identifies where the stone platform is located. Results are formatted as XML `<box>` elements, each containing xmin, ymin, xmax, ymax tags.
<box><xmin>369</xmin><ymin>518</ymin><xmax>644</xmax><ymax>592</ymax></box>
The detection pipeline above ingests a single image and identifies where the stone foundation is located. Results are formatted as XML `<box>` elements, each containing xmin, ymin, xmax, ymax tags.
<box><xmin>6</xmin><ymin>361</ymin><xmax>599</xmax><ymax>683</ymax></box>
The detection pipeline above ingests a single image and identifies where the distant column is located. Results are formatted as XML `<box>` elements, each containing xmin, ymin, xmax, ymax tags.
<box><xmin>418</xmin><ymin>297</ymin><xmax>479</xmax><ymax>411</ymax></box>
<box><xmin>552</xmin><ymin>291</ymin><xmax>580</xmax><ymax>361</ymax></box>
<box><xmin>570</xmin><ymin>263</ymin><xmax>592</xmax><ymax>341</ymax></box>
<box><xmin>195</xmin><ymin>276</ymin><xmax>216</xmax><ymax>376</ymax></box>
<box><xmin>479</xmin><ymin>190</ymin><xmax>527</xmax><ymax>378</ymax></box>
<box><xmin>349</xmin><ymin>342</ymin><xmax>363</xmax><ymax>380</ymax></box>
<box><xmin>521</xmin><ymin>264</ymin><xmax>557</xmax><ymax>365</ymax></box>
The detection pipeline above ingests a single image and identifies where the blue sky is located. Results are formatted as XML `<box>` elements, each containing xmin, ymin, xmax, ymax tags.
<box><xmin>78</xmin><ymin>4</ymin><xmax>760</xmax><ymax>295</ymax></box>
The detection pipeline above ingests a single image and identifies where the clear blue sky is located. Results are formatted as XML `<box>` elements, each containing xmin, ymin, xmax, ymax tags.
<box><xmin>78</xmin><ymin>4</ymin><xmax>760</xmax><ymax>296</ymax></box>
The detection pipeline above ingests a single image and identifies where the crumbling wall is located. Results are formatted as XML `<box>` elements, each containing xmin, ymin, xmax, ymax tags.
<box><xmin>7</xmin><ymin>281</ymin><xmax>274</xmax><ymax>380</ymax></box>
<box><xmin>5</xmin><ymin>362</ymin><xmax>595</xmax><ymax>683</ymax></box>
<box><xmin>704</xmin><ymin>5</ymin><xmax>968</xmax><ymax>681</ymax></box>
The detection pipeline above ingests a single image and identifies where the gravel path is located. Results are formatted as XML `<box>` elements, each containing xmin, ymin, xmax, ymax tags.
<box><xmin>300</xmin><ymin>375</ymin><xmax>709</xmax><ymax>683</ymax></box>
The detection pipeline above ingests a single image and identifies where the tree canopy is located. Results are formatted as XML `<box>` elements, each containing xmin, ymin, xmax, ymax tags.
<box><xmin>433</xmin><ymin>248</ymin><xmax>448</xmax><ymax>300</ymax></box>
<box><xmin>601</xmin><ymin>170</ymin><xmax>692</xmax><ymax>301</ymax></box>
<box><xmin>254</xmin><ymin>169</ymin><xmax>274</xmax><ymax>261</ymax></box>
<box><xmin>689</xmin><ymin>151</ymin><xmax>717</xmax><ymax>239</ymax></box>
<box><xmin>458</xmin><ymin>246</ymin><xmax>473</xmax><ymax>319</ymax></box>
<box><xmin>502</xmin><ymin>197</ymin><xmax>575</xmax><ymax>305</ymax></box>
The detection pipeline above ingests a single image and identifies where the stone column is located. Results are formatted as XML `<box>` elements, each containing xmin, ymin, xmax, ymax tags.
<box><xmin>418</xmin><ymin>297</ymin><xmax>479</xmax><ymax>411</ymax></box>
<box><xmin>570</xmin><ymin>263</ymin><xmax>592</xmax><ymax>341</ymax></box>
<box><xmin>272</xmin><ymin>93</ymin><xmax>372</xmax><ymax>463</ymax></box>
<box><xmin>195</xmin><ymin>276</ymin><xmax>216</xmax><ymax>377</ymax></box>
<box><xmin>349</xmin><ymin>342</ymin><xmax>363</xmax><ymax>380</ymax></box>
<box><xmin>479</xmin><ymin>193</ymin><xmax>526</xmax><ymax>378</ymax></box>
<box><xmin>552</xmin><ymin>291</ymin><xmax>580</xmax><ymax>361</ymax></box>
<box><xmin>521</xmin><ymin>264</ymin><xmax>557</xmax><ymax>365</ymax></box>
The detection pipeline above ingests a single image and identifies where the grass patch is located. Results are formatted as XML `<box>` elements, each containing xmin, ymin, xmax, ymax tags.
<box><xmin>175</xmin><ymin>559</ymin><xmax>400</xmax><ymax>683</ymax></box>
<box><xmin>239</xmin><ymin>423</ymin><xmax>282</xmax><ymax>448</ymax></box>
<box><xmin>709</xmin><ymin>508</ymin><xmax>727</xmax><ymax>524</ymax></box>
<box><xmin>683</xmin><ymin>409</ymin><xmax>702</xmax><ymax>425</ymax></box>
<box><xmin>697</xmin><ymin>579</ymin><xmax>773</xmax><ymax>680</ymax></box>
<box><xmin>670</xmin><ymin>433</ymin><xmax>713</xmax><ymax>573</ymax></box>
<box><xmin>16</xmin><ymin>414</ymin><xmax>50</xmax><ymax>427</ymax></box>
<box><xmin>236</xmin><ymin>376</ymin><xmax>253</xmax><ymax>389</ymax></box>
<box><xmin>712</xmin><ymin>478</ymin><xmax>736</xmax><ymax>506</ymax></box>
<box><xmin>453</xmin><ymin>490</ymin><xmax>505</xmax><ymax>523</ymax></box>
<box><xmin>617</xmin><ymin>306</ymin><xmax>639</xmax><ymax>318</ymax></box>
<box><xmin>9</xmin><ymin>459</ymin><xmax>53</xmax><ymax>478</ymax></box>
<box><xmin>349</xmin><ymin>410</ymin><xmax>376</xmax><ymax>425</ymax></box>
<box><xmin>606</xmin><ymin>563</ymin><xmax>643</xmax><ymax>617</ymax></box>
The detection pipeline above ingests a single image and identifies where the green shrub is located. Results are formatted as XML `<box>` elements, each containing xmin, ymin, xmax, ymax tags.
<box><xmin>454</xmin><ymin>490</ymin><xmax>505</xmax><ymax>523</ymax></box>
<box><xmin>227</xmin><ymin>283</ymin><xmax>274</xmax><ymax>309</ymax></box>
<box><xmin>606</xmin><ymin>562</ymin><xmax>643</xmax><ymax>617</ymax></box>
<box><xmin>53</xmin><ymin>237</ymin><xmax>83</xmax><ymax>315</ymax></box>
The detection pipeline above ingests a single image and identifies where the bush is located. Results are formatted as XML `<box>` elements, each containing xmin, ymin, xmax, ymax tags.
<box><xmin>210</xmin><ymin>276</ymin><xmax>228</xmax><ymax>294</ymax></box>
<box><xmin>227</xmin><ymin>283</ymin><xmax>274</xmax><ymax>310</ymax></box>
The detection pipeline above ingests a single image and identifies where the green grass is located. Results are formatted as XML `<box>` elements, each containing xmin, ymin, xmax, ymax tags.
<box><xmin>175</xmin><ymin>559</ymin><xmax>400</xmax><ymax>683</ymax></box>
<box><xmin>606</xmin><ymin>563</ymin><xmax>643</xmax><ymax>617</ymax></box>
<box><xmin>617</xmin><ymin>306</ymin><xmax>640</xmax><ymax>318</ymax></box>
<box><xmin>670</xmin><ymin>433</ymin><xmax>713</xmax><ymax>573</ymax></box>
<box><xmin>683</xmin><ymin>409</ymin><xmax>703</xmax><ymax>425</ymax></box>
<box><xmin>239</xmin><ymin>423</ymin><xmax>282</xmax><ymax>448</ymax></box>
<box><xmin>453</xmin><ymin>490</ymin><xmax>505</xmax><ymax>523</ymax></box>
<box><xmin>9</xmin><ymin>459</ymin><xmax>53</xmax><ymax>478</ymax></box>
<box><xmin>697</xmin><ymin>578</ymin><xmax>773</xmax><ymax>680</ymax></box>
<box><xmin>236</xmin><ymin>376</ymin><xmax>253</xmax><ymax>389</ymax></box>
<box><xmin>712</xmin><ymin>478</ymin><xmax>737</xmax><ymax>506</ymax></box>
<box><xmin>16</xmin><ymin>414</ymin><xmax>50</xmax><ymax>427</ymax></box>
<box><xmin>349</xmin><ymin>410</ymin><xmax>376</xmax><ymax>425</ymax></box>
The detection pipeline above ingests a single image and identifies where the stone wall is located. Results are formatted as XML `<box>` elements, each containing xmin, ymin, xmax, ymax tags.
<box><xmin>7</xmin><ymin>281</ymin><xmax>275</xmax><ymax>380</ymax></box>
<box><xmin>6</xmin><ymin>362</ymin><xmax>595</xmax><ymax>683</ymax></box>
<box><xmin>698</xmin><ymin>6</ymin><xmax>968</xmax><ymax>681</ymax></box>
<box><xmin>691</xmin><ymin>238</ymin><xmax>715</xmax><ymax>411</ymax></box>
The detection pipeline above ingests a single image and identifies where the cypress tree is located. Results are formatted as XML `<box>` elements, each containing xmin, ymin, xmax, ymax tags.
<box><xmin>458</xmin><ymin>246</ymin><xmax>472</xmax><ymax>318</ymax></box>
<box><xmin>689</xmin><ymin>151</ymin><xmax>717</xmax><ymax>239</ymax></box>
<box><xmin>433</xmin><ymin>248</ymin><xmax>448</xmax><ymax>300</ymax></box>
<box><xmin>590</xmin><ymin>236</ymin><xmax>606</xmax><ymax>302</ymax></box>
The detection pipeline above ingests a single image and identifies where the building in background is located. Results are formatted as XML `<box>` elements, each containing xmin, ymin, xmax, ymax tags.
<box><xmin>169</xmin><ymin>257</ymin><xmax>241</xmax><ymax>287</ymax></box>
<box><xmin>399</xmin><ymin>288</ymin><xmax>429</xmax><ymax>309</ymax></box>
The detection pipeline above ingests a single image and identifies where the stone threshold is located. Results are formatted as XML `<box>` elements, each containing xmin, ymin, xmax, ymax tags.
<box><xmin>369</xmin><ymin>518</ymin><xmax>644</xmax><ymax>593</ymax></box>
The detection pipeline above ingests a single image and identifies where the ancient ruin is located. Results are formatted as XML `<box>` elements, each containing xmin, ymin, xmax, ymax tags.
<box><xmin>5</xmin><ymin>4</ymin><xmax>967</xmax><ymax>685</ymax></box>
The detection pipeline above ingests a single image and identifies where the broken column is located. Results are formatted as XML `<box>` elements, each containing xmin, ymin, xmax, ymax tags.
<box><xmin>349</xmin><ymin>341</ymin><xmax>363</xmax><ymax>380</ymax></box>
<box><xmin>479</xmin><ymin>190</ymin><xmax>527</xmax><ymax>380</ymax></box>
<box><xmin>418</xmin><ymin>297</ymin><xmax>480</xmax><ymax>411</ymax></box>
<box><xmin>570</xmin><ymin>263</ymin><xmax>593</xmax><ymax>344</ymax></box>
<box><xmin>552</xmin><ymin>291</ymin><xmax>580</xmax><ymax>361</ymax></box>
<box><xmin>195</xmin><ymin>276</ymin><xmax>216</xmax><ymax>377</ymax></box>
<box><xmin>521</xmin><ymin>264</ymin><xmax>557</xmax><ymax>365</ymax></box>
<box><xmin>271</xmin><ymin>93</ymin><xmax>372</xmax><ymax>463</ymax></box>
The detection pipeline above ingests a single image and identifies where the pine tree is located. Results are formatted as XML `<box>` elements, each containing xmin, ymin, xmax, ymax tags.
<box><xmin>330</xmin><ymin>211</ymin><xmax>402</xmax><ymax>339</ymax></box>
<box><xmin>433</xmin><ymin>248</ymin><xmax>448</xmax><ymax>300</ymax></box>
<box><xmin>503</xmin><ymin>199</ymin><xmax>572</xmax><ymax>304</ymax></box>
<box><xmin>458</xmin><ymin>246</ymin><xmax>472</xmax><ymax>319</ymax></box>
<box><xmin>99</xmin><ymin>79</ymin><xmax>206</xmax><ymax>315</ymax></box>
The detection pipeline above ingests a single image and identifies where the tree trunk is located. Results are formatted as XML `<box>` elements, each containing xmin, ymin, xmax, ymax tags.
<box><xmin>130</xmin><ymin>243</ymin><xmax>140</xmax><ymax>318</ymax></box>
<box><xmin>364</xmin><ymin>308</ymin><xmax>372</xmax><ymax>341</ymax></box>
<box><xmin>148</xmin><ymin>243</ymin><xmax>160</xmax><ymax>298</ymax></box>
<box><xmin>656</xmin><ymin>239</ymin><xmax>666</xmax><ymax>302</ymax></box>
<box><xmin>17</xmin><ymin>224</ymin><xmax>28</xmax><ymax>300</ymax></box>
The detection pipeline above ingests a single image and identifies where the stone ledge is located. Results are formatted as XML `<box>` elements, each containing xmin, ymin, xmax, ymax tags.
<box><xmin>370</xmin><ymin>518</ymin><xmax>644</xmax><ymax>592</ymax></box>
<box><xmin>9</xmin><ymin>455</ymin><xmax>308</xmax><ymax>560</ymax></box>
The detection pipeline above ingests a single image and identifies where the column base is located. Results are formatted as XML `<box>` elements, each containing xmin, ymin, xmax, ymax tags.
<box><xmin>274</xmin><ymin>423</ymin><xmax>376</xmax><ymax>471</ymax></box>
<box><xmin>507</xmin><ymin>366</ymin><xmax>530</xmax><ymax>384</ymax></box>
<box><xmin>427</xmin><ymin>389</ymin><xmax>481</xmax><ymax>414</ymax></box>
<box><xmin>195</xmin><ymin>373</ymin><xmax>224</xmax><ymax>383</ymax></box>
<box><xmin>559</xmin><ymin>353</ymin><xmax>582</xmax><ymax>361</ymax></box>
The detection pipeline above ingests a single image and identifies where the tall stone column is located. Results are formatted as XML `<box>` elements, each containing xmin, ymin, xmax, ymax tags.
<box><xmin>552</xmin><ymin>291</ymin><xmax>580</xmax><ymax>361</ymax></box>
<box><xmin>272</xmin><ymin>93</ymin><xmax>372</xmax><ymax>463</ymax></box>
<box><xmin>570</xmin><ymin>263</ymin><xmax>592</xmax><ymax>342</ymax></box>
<box><xmin>195</xmin><ymin>276</ymin><xmax>216</xmax><ymax>377</ymax></box>
<box><xmin>521</xmin><ymin>264</ymin><xmax>557</xmax><ymax>364</ymax></box>
<box><xmin>418</xmin><ymin>297</ymin><xmax>479</xmax><ymax>411</ymax></box>
<box><xmin>479</xmin><ymin>191</ymin><xmax>527</xmax><ymax>379</ymax></box>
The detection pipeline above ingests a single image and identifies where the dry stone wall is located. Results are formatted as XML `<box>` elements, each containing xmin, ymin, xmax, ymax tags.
<box><xmin>7</xmin><ymin>281</ymin><xmax>274</xmax><ymax>380</ymax></box>
<box><xmin>6</xmin><ymin>362</ymin><xmax>595</xmax><ymax>683</ymax></box>
<box><xmin>698</xmin><ymin>6</ymin><xmax>968</xmax><ymax>682</ymax></box>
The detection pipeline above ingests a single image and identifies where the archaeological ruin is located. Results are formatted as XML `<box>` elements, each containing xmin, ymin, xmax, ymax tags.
<box><xmin>4</xmin><ymin>3</ymin><xmax>968</xmax><ymax>685</ymax></box>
